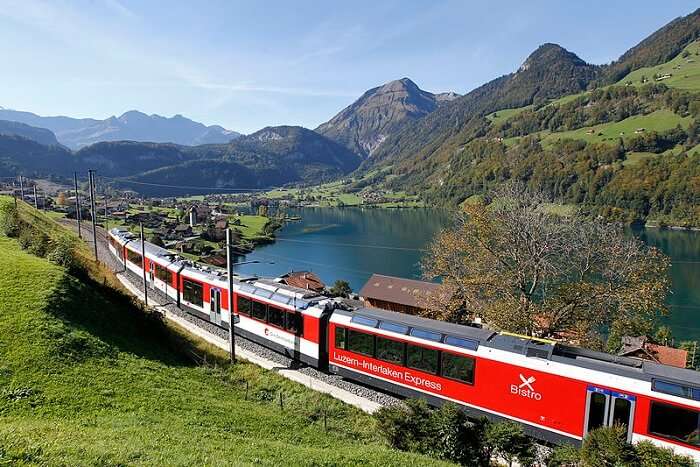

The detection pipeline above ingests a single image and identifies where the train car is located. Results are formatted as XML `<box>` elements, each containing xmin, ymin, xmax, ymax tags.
<box><xmin>233</xmin><ymin>279</ymin><xmax>333</xmax><ymax>367</ymax></box>
<box><xmin>108</xmin><ymin>228</ymin><xmax>700</xmax><ymax>461</ymax></box>
<box><xmin>328</xmin><ymin>306</ymin><xmax>700</xmax><ymax>460</ymax></box>
<box><xmin>108</xmin><ymin>228</ymin><xmax>328</xmax><ymax>365</ymax></box>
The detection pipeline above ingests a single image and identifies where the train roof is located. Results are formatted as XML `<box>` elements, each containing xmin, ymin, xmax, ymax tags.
<box><xmin>333</xmin><ymin>304</ymin><xmax>700</xmax><ymax>388</ymax></box>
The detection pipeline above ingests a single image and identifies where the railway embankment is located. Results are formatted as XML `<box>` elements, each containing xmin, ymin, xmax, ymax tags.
<box><xmin>0</xmin><ymin>196</ymin><xmax>448</xmax><ymax>466</ymax></box>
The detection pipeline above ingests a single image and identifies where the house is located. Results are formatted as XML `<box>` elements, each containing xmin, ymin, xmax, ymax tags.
<box><xmin>174</xmin><ymin>224</ymin><xmax>192</xmax><ymax>238</ymax></box>
<box><xmin>619</xmin><ymin>336</ymin><xmax>688</xmax><ymax>368</ymax></box>
<box><xmin>358</xmin><ymin>274</ymin><xmax>442</xmax><ymax>315</ymax></box>
<box><xmin>279</xmin><ymin>271</ymin><xmax>325</xmax><ymax>293</ymax></box>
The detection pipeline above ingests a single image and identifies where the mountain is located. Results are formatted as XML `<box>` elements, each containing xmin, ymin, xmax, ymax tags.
<box><xmin>365</xmin><ymin>44</ymin><xmax>598</xmax><ymax>170</ymax></box>
<box><xmin>0</xmin><ymin>119</ymin><xmax>61</xmax><ymax>146</ymax></box>
<box><xmin>0</xmin><ymin>134</ymin><xmax>73</xmax><ymax>177</ymax></box>
<box><xmin>1</xmin><ymin>125</ymin><xmax>361</xmax><ymax>195</ymax></box>
<box><xmin>316</xmin><ymin>78</ymin><xmax>459</xmax><ymax>158</ymax></box>
<box><xmin>600</xmin><ymin>8</ymin><xmax>700</xmax><ymax>84</ymax></box>
<box><xmin>0</xmin><ymin>108</ymin><xmax>240</xmax><ymax>149</ymax></box>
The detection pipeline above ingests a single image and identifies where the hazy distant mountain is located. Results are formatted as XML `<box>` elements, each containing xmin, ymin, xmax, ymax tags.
<box><xmin>316</xmin><ymin>78</ymin><xmax>459</xmax><ymax>158</ymax></box>
<box><xmin>0</xmin><ymin>108</ymin><xmax>240</xmax><ymax>149</ymax></box>
<box><xmin>0</xmin><ymin>119</ymin><xmax>60</xmax><ymax>147</ymax></box>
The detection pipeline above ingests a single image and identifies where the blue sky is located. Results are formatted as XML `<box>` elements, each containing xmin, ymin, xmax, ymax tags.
<box><xmin>0</xmin><ymin>1</ymin><xmax>697</xmax><ymax>133</ymax></box>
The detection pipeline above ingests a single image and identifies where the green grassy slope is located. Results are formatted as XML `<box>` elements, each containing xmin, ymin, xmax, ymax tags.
<box><xmin>0</xmin><ymin>198</ymin><xmax>446</xmax><ymax>466</ymax></box>
<box><xmin>619</xmin><ymin>40</ymin><xmax>700</xmax><ymax>91</ymax></box>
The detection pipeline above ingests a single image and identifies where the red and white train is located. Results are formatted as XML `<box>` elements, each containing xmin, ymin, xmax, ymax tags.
<box><xmin>109</xmin><ymin>228</ymin><xmax>700</xmax><ymax>461</ymax></box>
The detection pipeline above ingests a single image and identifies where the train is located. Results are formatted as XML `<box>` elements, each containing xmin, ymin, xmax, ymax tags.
<box><xmin>108</xmin><ymin>227</ymin><xmax>700</xmax><ymax>461</ymax></box>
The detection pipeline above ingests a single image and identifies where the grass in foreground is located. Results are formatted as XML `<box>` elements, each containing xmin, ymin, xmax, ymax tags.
<box><xmin>0</xmin><ymin>197</ymin><xmax>446</xmax><ymax>466</ymax></box>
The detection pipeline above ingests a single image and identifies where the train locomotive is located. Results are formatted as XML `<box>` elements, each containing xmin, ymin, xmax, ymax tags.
<box><xmin>109</xmin><ymin>227</ymin><xmax>700</xmax><ymax>462</ymax></box>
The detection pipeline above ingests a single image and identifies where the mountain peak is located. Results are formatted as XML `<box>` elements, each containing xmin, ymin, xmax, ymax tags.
<box><xmin>519</xmin><ymin>43</ymin><xmax>588</xmax><ymax>72</ymax></box>
<box><xmin>316</xmin><ymin>77</ymin><xmax>447</xmax><ymax>158</ymax></box>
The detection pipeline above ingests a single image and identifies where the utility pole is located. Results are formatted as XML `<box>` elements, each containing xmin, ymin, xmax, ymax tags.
<box><xmin>74</xmin><ymin>172</ymin><xmax>82</xmax><ymax>239</ymax></box>
<box><xmin>88</xmin><ymin>170</ymin><xmax>98</xmax><ymax>261</ymax></box>
<box><xmin>104</xmin><ymin>197</ymin><xmax>109</xmax><ymax>232</ymax></box>
<box><xmin>18</xmin><ymin>176</ymin><xmax>24</xmax><ymax>201</ymax></box>
<box><xmin>226</xmin><ymin>228</ymin><xmax>236</xmax><ymax>363</ymax></box>
<box><xmin>33</xmin><ymin>185</ymin><xmax>38</xmax><ymax>209</ymax></box>
<box><xmin>140</xmin><ymin>222</ymin><xmax>148</xmax><ymax>307</ymax></box>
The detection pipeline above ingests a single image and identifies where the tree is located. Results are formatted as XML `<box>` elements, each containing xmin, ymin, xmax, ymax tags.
<box><xmin>484</xmin><ymin>421</ymin><xmax>535</xmax><ymax>467</ymax></box>
<box><xmin>421</xmin><ymin>184</ymin><xmax>670</xmax><ymax>345</ymax></box>
<box><xmin>329</xmin><ymin>280</ymin><xmax>352</xmax><ymax>298</ymax></box>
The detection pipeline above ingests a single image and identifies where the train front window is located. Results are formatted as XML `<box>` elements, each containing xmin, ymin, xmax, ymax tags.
<box><xmin>649</xmin><ymin>402</ymin><xmax>700</xmax><ymax>447</ymax></box>
<box><xmin>252</xmin><ymin>300</ymin><xmax>267</xmax><ymax>321</ymax></box>
<box><xmin>376</xmin><ymin>336</ymin><xmax>404</xmax><ymax>365</ymax></box>
<box><xmin>347</xmin><ymin>329</ymin><xmax>374</xmax><ymax>357</ymax></box>
<box><xmin>268</xmin><ymin>305</ymin><xmax>285</xmax><ymax>328</ymax></box>
<box><xmin>182</xmin><ymin>279</ymin><xmax>203</xmax><ymax>307</ymax></box>
<box><xmin>406</xmin><ymin>344</ymin><xmax>438</xmax><ymax>374</ymax></box>
<box><xmin>335</xmin><ymin>327</ymin><xmax>346</xmax><ymax>350</ymax></box>
<box><xmin>237</xmin><ymin>296</ymin><xmax>252</xmax><ymax>316</ymax></box>
<box><xmin>441</xmin><ymin>352</ymin><xmax>475</xmax><ymax>384</ymax></box>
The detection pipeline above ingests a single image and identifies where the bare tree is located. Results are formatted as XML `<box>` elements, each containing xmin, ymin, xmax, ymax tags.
<box><xmin>420</xmin><ymin>184</ymin><xmax>670</xmax><ymax>347</ymax></box>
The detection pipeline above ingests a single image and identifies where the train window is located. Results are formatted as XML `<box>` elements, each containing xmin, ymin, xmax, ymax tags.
<box><xmin>126</xmin><ymin>249</ymin><xmax>142</xmax><ymax>267</ymax></box>
<box><xmin>441</xmin><ymin>352</ymin><xmax>475</xmax><ymax>384</ymax></box>
<box><xmin>335</xmin><ymin>327</ymin><xmax>347</xmax><ymax>350</ymax></box>
<box><xmin>347</xmin><ymin>329</ymin><xmax>375</xmax><ymax>357</ymax></box>
<box><xmin>285</xmin><ymin>312</ymin><xmax>303</xmax><ymax>336</ymax></box>
<box><xmin>652</xmin><ymin>380</ymin><xmax>700</xmax><ymax>402</ymax></box>
<box><xmin>268</xmin><ymin>306</ymin><xmax>285</xmax><ymax>328</ymax></box>
<box><xmin>237</xmin><ymin>296</ymin><xmax>252</xmax><ymax>316</ymax></box>
<box><xmin>182</xmin><ymin>279</ymin><xmax>203</xmax><ymax>307</ymax></box>
<box><xmin>406</xmin><ymin>344</ymin><xmax>438</xmax><ymax>374</ymax></box>
<box><xmin>376</xmin><ymin>336</ymin><xmax>405</xmax><ymax>365</ymax></box>
<box><xmin>252</xmin><ymin>300</ymin><xmax>267</xmax><ymax>321</ymax></box>
<box><xmin>649</xmin><ymin>402</ymin><xmax>700</xmax><ymax>447</ymax></box>
<box><xmin>410</xmin><ymin>328</ymin><xmax>442</xmax><ymax>342</ymax></box>
<box><xmin>351</xmin><ymin>315</ymin><xmax>379</xmax><ymax>328</ymax></box>
<box><xmin>155</xmin><ymin>264</ymin><xmax>170</xmax><ymax>282</ymax></box>
<box><xmin>444</xmin><ymin>336</ymin><xmax>479</xmax><ymax>351</ymax></box>
<box><xmin>378</xmin><ymin>321</ymin><xmax>409</xmax><ymax>335</ymax></box>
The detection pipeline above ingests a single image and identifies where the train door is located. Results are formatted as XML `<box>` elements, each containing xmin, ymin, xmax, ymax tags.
<box><xmin>148</xmin><ymin>262</ymin><xmax>155</xmax><ymax>288</ymax></box>
<box><xmin>583</xmin><ymin>386</ymin><xmax>636</xmax><ymax>441</ymax></box>
<box><xmin>210</xmin><ymin>289</ymin><xmax>222</xmax><ymax>325</ymax></box>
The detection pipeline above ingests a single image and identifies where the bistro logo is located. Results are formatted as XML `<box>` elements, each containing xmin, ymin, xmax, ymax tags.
<box><xmin>510</xmin><ymin>373</ymin><xmax>542</xmax><ymax>400</ymax></box>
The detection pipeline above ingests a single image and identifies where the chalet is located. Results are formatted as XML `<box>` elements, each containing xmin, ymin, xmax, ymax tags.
<box><xmin>174</xmin><ymin>224</ymin><xmax>192</xmax><ymax>238</ymax></box>
<box><xmin>358</xmin><ymin>274</ymin><xmax>441</xmax><ymax>315</ymax></box>
<box><xmin>279</xmin><ymin>271</ymin><xmax>325</xmax><ymax>293</ymax></box>
<box><xmin>619</xmin><ymin>336</ymin><xmax>688</xmax><ymax>368</ymax></box>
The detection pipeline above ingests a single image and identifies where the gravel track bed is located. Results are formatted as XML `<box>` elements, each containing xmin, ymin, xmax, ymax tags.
<box><xmin>61</xmin><ymin>221</ymin><xmax>401</xmax><ymax>407</ymax></box>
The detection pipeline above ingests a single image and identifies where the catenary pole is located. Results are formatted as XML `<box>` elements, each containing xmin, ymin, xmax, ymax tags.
<box><xmin>226</xmin><ymin>228</ymin><xmax>236</xmax><ymax>363</ymax></box>
<box><xmin>140</xmin><ymin>221</ymin><xmax>148</xmax><ymax>307</ymax></box>
<box><xmin>88</xmin><ymin>170</ymin><xmax>98</xmax><ymax>261</ymax></box>
<box><xmin>74</xmin><ymin>172</ymin><xmax>82</xmax><ymax>239</ymax></box>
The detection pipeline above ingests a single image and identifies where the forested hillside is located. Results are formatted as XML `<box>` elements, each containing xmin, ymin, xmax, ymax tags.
<box><xmin>361</xmin><ymin>9</ymin><xmax>700</xmax><ymax>227</ymax></box>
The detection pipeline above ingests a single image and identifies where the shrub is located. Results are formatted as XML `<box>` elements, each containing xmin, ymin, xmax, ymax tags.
<box><xmin>484</xmin><ymin>420</ymin><xmax>536</xmax><ymax>467</ymax></box>
<box><xmin>580</xmin><ymin>425</ymin><xmax>636</xmax><ymax>466</ymax></box>
<box><xmin>26</xmin><ymin>231</ymin><xmax>50</xmax><ymax>257</ymax></box>
<box><xmin>635</xmin><ymin>440</ymin><xmax>694</xmax><ymax>467</ymax></box>
<box><xmin>0</xmin><ymin>202</ymin><xmax>20</xmax><ymax>237</ymax></box>
<box><xmin>47</xmin><ymin>236</ymin><xmax>77</xmax><ymax>271</ymax></box>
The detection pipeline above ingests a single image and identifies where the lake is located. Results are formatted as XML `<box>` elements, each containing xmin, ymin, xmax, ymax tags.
<box><xmin>234</xmin><ymin>207</ymin><xmax>700</xmax><ymax>342</ymax></box>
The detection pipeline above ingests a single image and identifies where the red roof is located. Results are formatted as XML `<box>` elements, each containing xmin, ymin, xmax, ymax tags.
<box><xmin>358</xmin><ymin>274</ymin><xmax>441</xmax><ymax>309</ymax></box>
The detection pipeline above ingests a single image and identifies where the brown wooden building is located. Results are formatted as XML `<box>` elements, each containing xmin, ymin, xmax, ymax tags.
<box><xmin>358</xmin><ymin>274</ymin><xmax>440</xmax><ymax>315</ymax></box>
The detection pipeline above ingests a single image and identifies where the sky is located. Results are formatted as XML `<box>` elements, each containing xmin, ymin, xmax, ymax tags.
<box><xmin>0</xmin><ymin>1</ymin><xmax>697</xmax><ymax>134</ymax></box>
